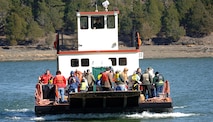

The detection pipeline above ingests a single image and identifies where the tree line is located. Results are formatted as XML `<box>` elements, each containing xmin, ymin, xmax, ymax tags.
<box><xmin>0</xmin><ymin>0</ymin><xmax>212</xmax><ymax>46</ymax></box>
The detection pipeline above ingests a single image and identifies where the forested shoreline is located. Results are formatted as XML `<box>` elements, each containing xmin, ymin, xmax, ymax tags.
<box><xmin>0</xmin><ymin>0</ymin><xmax>213</xmax><ymax>46</ymax></box>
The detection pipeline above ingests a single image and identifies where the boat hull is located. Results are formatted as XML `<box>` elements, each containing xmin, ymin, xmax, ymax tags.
<box><xmin>35</xmin><ymin>91</ymin><xmax>172</xmax><ymax>116</ymax></box>
<box><xmin>35</xmin><ymin>102</ymin><xmax>172</xmax><ymax>115</ymax></box>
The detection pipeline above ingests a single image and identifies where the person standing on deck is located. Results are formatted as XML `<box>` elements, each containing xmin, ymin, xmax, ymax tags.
<box><xmin>75</xmin><ymin>69</ymin><xmax>83</xmax><ymax>90</ymax></box>
<box><xmin>131</xmin><ymin>71</ymin><xmax>141</xmax><ymax>91</ymax></box>
<box><xmin>153</xmin><ymin>72</ymin><xmax>165</xmax><ymax>97</ymax></box>
<box><xmin>141</xmin><ymin>69</ymin><xmax>152</xmax><ymax>98</ymax></box>
<box><xmin>39</xmin><ymin>69</ymin><xmax>53</xmax><ymax>84</ymax></box>
<box><xmin>67</xmin><ymin>71</ymin><xmax>80</xmax><ymax>93</ymax></box>
<box><xmin>136</xmin><ymin>68</ymin><xmax>143</xmax><ymax>79</ymax></box>
<box><xmin>101</xmin><ymin>67</ymin><xmax>113</xmax><ymax>91</ymax></box>
<box><xmin>53</xmin><ymin>70</ymin><xmax>66</xmax><ymax>103</ymax></box>
<box><xmin>85</xmin><ymin>69</ymin><xmax>96</xmax><ymax>91</ymax></box>
<box><xmin>120</xmin><ymin>67</ymin><xmax>129</xmax><ymax>87</ymax></box>
<box><xmin>136</xmin><ymin>67</ymin><xmax>143</xmax><ymax>91</ymax></box>
<box><xmin>80</xmin><ymin>77</ymin><xmax>89</xmax><ymax>92</ymax></box>
<box><xmin>147</xmin><ymin>67</ymin><xmax>156</xmax><ymax>97</ymax></box>
<box><xmin>115</xmin><ymin>70</ymin><xmax>127</xmax><ymax>91</ymax></box>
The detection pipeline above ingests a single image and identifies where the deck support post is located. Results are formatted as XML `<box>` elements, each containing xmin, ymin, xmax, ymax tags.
<box><xmin>123</xmin><ymin>96</ymin><xmax>127</xmax><ymax>108</ymax></box>
<box><xmin>82</xmin><ymin>98</ymin><xmax>86</xmax><ymax>108</ymax></box>
<box><xmin>103</xmin><ymin>97</ymin><xmax>106</xmax><ymax>108</ymax></box>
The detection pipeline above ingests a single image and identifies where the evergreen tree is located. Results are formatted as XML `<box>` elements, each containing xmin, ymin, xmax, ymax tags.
<box><xmin>5</xmin><ymin>13</ymin><xmax>27</xmax><ymax>45</ymax></box>
<box><xmin>200</xmin><ymin>0</ymin><xmax>213</xmax><ymax>33</ymax></box>
<box><xmin>27</xmin><ymin>21</ymin><xmax>44</xmax><ymax>42</ymax></box>
<box><xmin>142</xmin><ymin>0</ymin><xmax>164</xmax><ymax>39</ymax></box>
<box><xmin>186</xmin><ymin>0</ymin><xmax>213</xmax><ymax>37</ymax></box>
<box><xmin>35</xmin><ymin>1</ymin><xmax>54</xmax><ymax>33</ymax></box>
<box><xmin>116</xmin><ymin>0</ymin><xmax>132</xmax><ymax>35</ymax></box>
<box><xmin>34</xmin><ymin>0</ymin><xmax>64</xmax><ymax>34</ymax></box>
<box><xmin>175</xmin><ymin>0</ymin><xmax>196</xmax><ymax>30</ymax></box>
<box><xmin>161</xmin><ymin>1</ymin><xmax>185</xmax><ymax>41</ymax></box>
<box><xmin>201</xmin><ymin>0</ymin><xmax>213</xmax><ymax>16</ymax></box>
<box><xmin>0</xmin><ymin>0</ymin><xmax>10</xmax><ymax>36</ymax></box>
<box><xmin>120</xmin><ymin>15</ymin><xmax>132</xmax><ymax>35</ymax></box>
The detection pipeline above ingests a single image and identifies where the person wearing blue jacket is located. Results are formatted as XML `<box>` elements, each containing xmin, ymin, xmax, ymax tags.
<box><xmin>67</xmin><ymin>71</ymin><xmax>80</xmax><ymax>93</ymax></box>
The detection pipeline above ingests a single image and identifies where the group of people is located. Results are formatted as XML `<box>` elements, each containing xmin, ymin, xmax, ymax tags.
<box><xmin>94</xmin><ymin>67</ymin><xmax>166</xmax><ymax>99</ymax></box>
<box><xmin>37</xmin><ymin>69</ymin><xmax>96</xmax><ymax>103</ymax></box>
<box><xmin>36</xmin><ymin>67</ymin><xmax>166</xmax><ymax>104</ymax></box>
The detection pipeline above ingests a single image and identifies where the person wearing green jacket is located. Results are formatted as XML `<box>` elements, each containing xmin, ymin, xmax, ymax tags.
<box><xmin>153</xmin><ymin>72</ymin><xmax>164</xmax><ymax>97</ymax></box>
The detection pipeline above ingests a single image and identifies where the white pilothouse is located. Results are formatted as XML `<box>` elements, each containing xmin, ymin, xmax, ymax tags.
<box><xmin>56</xmin><ymin>8</ymin><xmax>143</xmax><ymax>78</ymax></box>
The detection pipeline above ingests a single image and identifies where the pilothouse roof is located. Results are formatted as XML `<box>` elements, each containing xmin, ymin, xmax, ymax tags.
<box><xmin>77</xmin><ymin>11</ymin><xmax>120</xmax><ymax>16</ymax></box>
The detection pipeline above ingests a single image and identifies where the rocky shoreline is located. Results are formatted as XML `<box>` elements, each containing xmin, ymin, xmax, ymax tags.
<box><xmin>0</xmin><ymin>45</ymin><xmax>212</xmax><ymax>62</ymax></box>
<box><xmin>139</xmin><ymin>45</ymin><xmax>213</xmax><ymax>59</ymax></box>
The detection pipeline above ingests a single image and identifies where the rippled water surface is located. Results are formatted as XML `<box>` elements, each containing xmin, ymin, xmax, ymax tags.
<box><xmin>0</xmin><ymin>58</ymin><xmax>212</xmax><ymax>122</ymax></box>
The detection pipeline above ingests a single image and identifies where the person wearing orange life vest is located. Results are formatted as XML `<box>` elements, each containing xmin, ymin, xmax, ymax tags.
<box><xmin>53</xmin><ymin>70</ymin><xmax>66</xmax><ymax>103</ymax></box>
<box><xmin>39</xmin><ymin>69</ymin><xmax>53</xmax><ymax>84</ymax></box>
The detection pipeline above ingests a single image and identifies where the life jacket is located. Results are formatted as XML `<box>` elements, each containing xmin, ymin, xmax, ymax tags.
<box><xmin>137</xmin><ymin>32</ymin><xmax>142</xmax><ymax>46</ymax></box>
<box><xmin>97</xmin><ymin>74</ymin><xmax>102</xmax><ymax>80</ymax></box>
<box><xmin>157</xmin><ymin>74</ymin><xmax>164</xmax><ymax>85</ymax></box>
<box><xmin>54</xmin><ymin>75</ymin><xmax>66</xmax><ymax>88</ymax></box>
<box><xmin>55</xmin><ymin>75</ymin><xmax>63</xmax><ymax>83</ymax></box>
<box><xmin>159</xmin><ymin>79</ymin><xmax>164</xmax><ymax>84</ymax></box>
<box><xmin>41</xmin><ymin>74</ymin><xmax>52</xmax><ymax>84</ymax></box>
<box><xmin>131</xmin><ymin>74</ymin><xmax>138</xmax><ymax>81</ymax></box>
<box><xmin>163</xmin><ymin>80</ymin><xmax>170</xmax><ymax>97</ymax></box>
<box><xmin>101</xmin><ymin>72</ymin><xmax>108</xmax><ymax>82</ymax></box>
<box><xmin>114</xmin><ymin>73</ymin><xmax>120</xmax><ymax>82</ymax></box>
<box><xmin>80</xmin><ymin>82</ymin><xmax>87</xmax><ymax>91</ymax></box>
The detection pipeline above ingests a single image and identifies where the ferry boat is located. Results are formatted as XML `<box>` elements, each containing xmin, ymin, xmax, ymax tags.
<box><xmin>35</xmin><ymin>2</ymin><xmax>173</xmax><ymax>116</ymax></box>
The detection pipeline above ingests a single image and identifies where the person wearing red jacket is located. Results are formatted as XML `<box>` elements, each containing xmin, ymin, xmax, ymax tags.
<box><xmin>53</xmin><ymin>70</ymin><xmax>66</xmax><ymax>103</ymax></box>
<box><xmin>39</xmin><ymin>69</ymin><xmax>53</xmax><ymax>84</ymax></box>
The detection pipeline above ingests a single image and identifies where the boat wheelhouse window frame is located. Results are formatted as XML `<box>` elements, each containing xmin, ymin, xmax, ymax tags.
<box><xmin>81</xmin><ymin>58</ymin><xmax>89</xmax><ymax>67</ymax></box>
<box><xmin>109</xmin><ymin>58</ymin><xmax>116</xmax><ymax>66</ymax></box>
<box><xmin>91</xmin><ymin>16</ymin><xmax>104</xmax><ymax>29</ymax></box>
<box><xmin>71</xmin><ymin>59</ymin><xmax>79</xmax><ymax>67</ymax></box>
<box><xmin>80</xmin><ymin>16</ymin><xmax>88</xmax><ymax>29</ymax></box>
<box><xmin>107</xmin><ymin>15</ymin><xmax>115</xmax><ymax>28</ymax></box>
<box><xmin>119</xmin><ymin>57</ymin><xmax>127</xmax><ymax>66</ymax></box>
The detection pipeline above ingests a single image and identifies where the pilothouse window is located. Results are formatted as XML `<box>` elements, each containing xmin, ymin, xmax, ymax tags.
<box><xmin>107</xmin><ymin>15</ymin><xmax>115</xmax><ymax>28</ymax></box>
<box><xmin>81</xmin><ymin>58</ymin><xmax>89</xmax><ymax>66</ymax></box>
<box><xmin>71</xmin><ymin>59</ymin><xmax>79</xmax><ymax>67</ymax></box>
<box><xmin>119</xmin><ymin>58</ymin><xmax>127</xmax><ymax>66</ymax></box>
<box><xmin>80</xmin><ymin>16</ymin><xmax>88</xmax><ymax>29</ymax></box>
<box><xmin>91</xmin><ymin>16</ymin><xmax>104</xmax><ymax>29</ymax></box>
<box><xmin>109</xmin><ymin>58</ymin><xmax>116</xmax><ymax>66</ymax></box>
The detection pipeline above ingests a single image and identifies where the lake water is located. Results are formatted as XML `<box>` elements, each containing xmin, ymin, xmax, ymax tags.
<box><xmin>0</xmin><ymin>58</ymin><xmax>212</xmax><ymax>122</ymax></box>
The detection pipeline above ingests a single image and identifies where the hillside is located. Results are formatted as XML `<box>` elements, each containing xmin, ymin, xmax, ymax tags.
<box><xmin>0</xmin><ymin>33</ymin><xmax>213</xmax><ymax>61</ymax></box>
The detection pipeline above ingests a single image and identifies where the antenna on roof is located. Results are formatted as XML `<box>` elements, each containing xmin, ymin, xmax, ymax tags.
<box><xmin>95</xmin><ymin>1</ymin><xmax>98</xmax><ymax>12</ymax></box>
<box><xmin>102</xmin><ymin>0</ymin><xmax>110</xmax><ymax>11</ymax></box>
